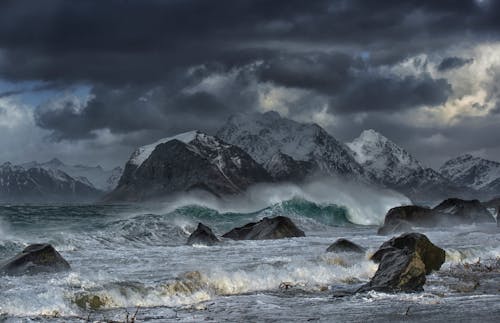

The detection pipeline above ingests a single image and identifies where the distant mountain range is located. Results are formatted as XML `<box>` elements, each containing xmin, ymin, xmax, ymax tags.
<box><xmin>0</xmin><ymin>159</ymin><xmax>122</xmax><ymax>203</ymax></box>
<box><xmin>0</xmin><ymin>162</ymin><xmax>101</xmax><ymax>203</ymax></box>
<box><xmin>22</xmin><ymin>158</ymin><xmax>122</xmax><ymax>191</ymax></box>
<box><xmin>106</xmin><ymin>111</ymin><xmax>500</xmax><ymax>204</ymax></box>
<box><xmin>2</xmin><ymin>112</ymin><xmax>500</xmax><ymax>204</ymax></box>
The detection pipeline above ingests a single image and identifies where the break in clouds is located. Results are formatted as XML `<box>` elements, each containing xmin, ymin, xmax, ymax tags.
<box><xmin>1</xmin><ymin>0</ymin><xmax>500</xmax><ymax>168</ymax></box>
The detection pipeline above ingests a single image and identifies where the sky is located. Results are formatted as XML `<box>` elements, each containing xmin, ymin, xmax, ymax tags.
<box><xmin>0</xmin><ymin>0</ymin><xmax>500</xmax><ymax>169</ymax></box>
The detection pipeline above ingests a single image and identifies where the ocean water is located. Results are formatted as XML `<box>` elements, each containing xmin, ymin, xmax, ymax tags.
<box><xmin>0</xmin><ymin>196</ymin><xmax>499</xmax><ymax>322</ymax></box>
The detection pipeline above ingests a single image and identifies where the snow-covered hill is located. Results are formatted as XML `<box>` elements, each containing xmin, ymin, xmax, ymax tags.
<box><xmin>216</xmin><ymin>111</ymin><xmax>366</xmax><ymax>180</ymax></box>
<box><xmin>346</xmin><ymin>129</ymin><xmax>473</xmax><ymax>203</ymax></box>
<box><xmin>346</xmin><ymin>129</ymin><xmax>423</xmax><ymax>184</ymax></box>
<box><xmin>439</xmin><ymin>154</ymin><xmax>500</xmax><ymax>190</ymax></box>
<box><xmin>0</xmin><ymin>162</ymin><xmax>101</xmax><ymax>202</ymax></box>
<box><xmin>105</xmin><ymin>130</ymin><xmax>271</xmax><ymax>202</ymax></box>
<box><xmin>22</xmin><ymin>158</ymin><xmax>122</xmax><ymax>191</ymax></box>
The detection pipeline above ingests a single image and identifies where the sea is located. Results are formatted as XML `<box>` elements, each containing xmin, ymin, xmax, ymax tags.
<box><xmin>0</xmin><ymin>181</ymin><xmax>499</xmax><ymax>322</ymax></box>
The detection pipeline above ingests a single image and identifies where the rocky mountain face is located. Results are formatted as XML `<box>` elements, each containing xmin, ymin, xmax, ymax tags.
<box><xmin>104</xmin><ymin>131</ymin><xmax>272</xmax><ymax>202</ymax></box>
<box><xmin>346</xmin><ymin>129</ymin><xmax>474</xmax><ymax>203</ymax></box>
<box><xmin>439</xmin><ymin>154</ymin><xmax>500</xmax><ymax>198</ymax></box>
<box><xmin>0</xmin><ymin>162</ymin><xmax>101</xmax><ymax>203</ymax></box>
<box><xmin>22</xmin><ymin>158</ymin><xmax>123</xmax><ymax>192</ymax></box>
<box><xmin>216</xmin><ymin>111</ymin><xmax>367</xmax><ymax>181</ymax></box>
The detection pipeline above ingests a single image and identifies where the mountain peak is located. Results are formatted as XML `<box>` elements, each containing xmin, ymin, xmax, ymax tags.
<box><xmin>357</xmin><ymin>129</ymin><xmax>389</xmax><ymax>144</ymax></box>
<box><xmin>440</xmin><ymin>154</ymin><xmax>500</xmax><ymax>190</ymax></box>
<box><xmin>129</xmin><ymin>130</ymin><xmax>201</xmax><ymax>166</ymax></box>
<box><xmin>347</xmin><ymin>129</ymin><xmax>423</xmax><ymax>182</ymax></box>
<box><xmin>45</xmin><ymin>158</ymin><xmax>65</xmax><ymax>167</ymax></box>
<box><xmin>217</xmin><ymin>111</ymin><xmax>366</xmax><ymax>178</ymax></box>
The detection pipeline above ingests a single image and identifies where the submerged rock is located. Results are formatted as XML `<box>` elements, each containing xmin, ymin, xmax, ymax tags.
<box><xmin>358</xmin><ymin>233</ymin><xmax>445</xmax><ymax>293</ymax></box>
<box><xmin>326</xmin><ymin>239</ymin><xmax>365</xmax><ymax>254</ymax></box>
<box><xmin>222</xmin><ymin>216</ymin><xmax>305</xmax><ymax>240</ymax></box>
<box><xmin>378</xmin><ymin>198</ymin><xmax>495</xmax><ymax>235</ymax></box>
<box><xmin>0</xmin><ymin>244</ymin><xmax>70</xmax><ymax>275</ymax></box>
<box><xmin>187</xmin><ymin>223</ymin><xmax>220</xmax><ymax>246</ymax></box>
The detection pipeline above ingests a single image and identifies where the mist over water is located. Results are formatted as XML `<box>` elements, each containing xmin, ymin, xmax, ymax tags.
<box><xmin>0</xmin><ymin>180</ymin><xmax>498</xmax><ymax>322</ymax></box>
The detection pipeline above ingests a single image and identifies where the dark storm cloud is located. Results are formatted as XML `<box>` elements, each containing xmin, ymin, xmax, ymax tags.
<box><xmin>437</xmin><ymin>57</ymin><xmax>474</xmax><ymax>71</ymax></box>
<box><xmin>1</xmin><ymin>0</ymin><xmax>500</xmax><ymax>164</ymax></box>
<box><xmin>0</xmin><ymin>0</ymin><xmax>499</xmax><ymax>85</ymax></box>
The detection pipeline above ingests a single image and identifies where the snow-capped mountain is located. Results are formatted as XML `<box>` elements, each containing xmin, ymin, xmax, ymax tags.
<box><xmin>0</xmin><ymin>162</ymin><xmax>101</xmax><ymax>203</ymax></box>
<box><xmin>216</xmin><ymin>111</ymin><xmax>366</xmax><ymax>180</ymax></box>
<box><xmin>347</xmin><ymin>129</ymin><xmax>423</xmax><ymax>184</ymax></box>
<box><xmin>439</xmin><ymin>154</ymin><xmax>500</xmax><ymax>192</ymax></box>
<box><xmin>346</xmin><ymin>129</ymin><xmax>473</xmax><ymax>203</ymax></box>
<box><xmin>105</xmin><ymin>130</ymin><xmax>271</xmax><ymax>202</ymax></box>
<box><xmin>22</xmin><ymin>158</ymin><xmax>122</xmax><ymax>191</ymax></box>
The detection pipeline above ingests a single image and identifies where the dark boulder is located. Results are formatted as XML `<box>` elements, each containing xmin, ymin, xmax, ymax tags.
<box><xmin>326</xmin><ymin>239</ymin><xmax>365</xmax><ymax>254</ymax></box>
<box><xmin>378</xmin><ymin>199</ymin><xmax>495</xmax><ymax>235</ymax></box>
<box><xmin>0</xmin><ymin>244</ymin><xmax>71</xmax><ymax>275</ymax></box>
<box><xmin>377</xmin><ymin>206</ymin><xmax>432</xmax><ymax>235</ymax></box>
<box><xmin>358</xmin><ymin>233</ymin><xmax>445</xmax><ymax>293</ymax></box>
<box><xmin>432</xmin><ymin>198</ymin><xmax>494</xmax><ymax>224</ymax></box>
<box><xmin>186</xmin><ymin>223</ymin><xmax>220</xmax><ymax>246</ymax></box>
<box><xmin>222</xmin><ymin>216</ymin><xmax>305</xmax><ymax>240</ymax></box>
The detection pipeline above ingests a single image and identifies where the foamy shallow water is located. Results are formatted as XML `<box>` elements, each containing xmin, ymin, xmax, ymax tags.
<box><xmin>0</xmin><ymin>202</ymin><xmax>499</xmax><ymax>322</ymax></box>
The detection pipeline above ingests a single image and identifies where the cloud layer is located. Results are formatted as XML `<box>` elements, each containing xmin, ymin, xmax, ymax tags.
<box><xmin>1</xmin><ymin>0</ymin><xmax>500</xmax><ymax>167</ymax></box>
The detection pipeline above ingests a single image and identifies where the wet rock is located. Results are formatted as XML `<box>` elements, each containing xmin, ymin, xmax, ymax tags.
<box><xmin>358</xmin><ymin>233</ymin><xmax>445</xmax><ymax>293</ymax></box>
<box><xmin>432</xmin><ymin>198</ymin><xmax>494</xmax><ymax>224</ymax></box>
<box><xmin>326</xmin><ymin>239</ymin><xmax>365</xmax><ymax>254</ymax></box>
<box><xmin>222</xmin><ymin>216</ymin><xmax>305</xmax><ymax>240</ymax></box>
<box><xmin>378</xmin><ymin>199</ymin><xmax>495</xmax><ymax>235</ymax></box>
<box><xmin>186</xmin><ymin>223</ymin><xmax>220</xmax><ymax>246</ymax></box>
<box><xmin>0</xmin><ymin>244</ymin><xmax>70</xmax><ymax>275</ymax></box>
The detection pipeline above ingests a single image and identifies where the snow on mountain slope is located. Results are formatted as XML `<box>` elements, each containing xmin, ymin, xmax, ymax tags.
<box><xmin>216</xmin><ymin>111</ymin><xmax>366</xmax><ymax>179</ymax></box>
<box><xmin>22</xmin><ymin>158</ymin><xmax>122</xmax><ymax>191</ymax></box>
<box><xmin>106</xmin><ymin>130</ymin><xmax>271</xmax><ymax>201</ymax></box>
<box><xmin>129</xmin><ymin>131</ymin><xmax>199</xmax><ymax>166</ymax></box>
<box><xmin>346</xmin><ymin>129</ymin><xmax>423</xmax><ymax>184</ymax></box>
<box><xmin>439</xmin><ymin>154</ymin><xmax>500</xmax><ymax>190</ymax></box>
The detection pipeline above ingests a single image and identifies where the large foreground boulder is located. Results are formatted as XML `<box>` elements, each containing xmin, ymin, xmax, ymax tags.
<box><xmin>187</xmin><ymin>223</ymin><xmax>220</xmax><ymax>246</ymax></box>
<box><xmin>222</xmin><ymin>216</ymin><xmax>305</xmax><ymax>240</ymax></box>
<box><xmin>378</xmin><ymin>198</ymin><xmax>495</xmax><ymax>235</ymax></box>
<box><xmin>326</xmin><ymin>239</ymin><xmax>365</xmax><ymax>254</ymax></box>
<box><xmin>0</xmin><ymin>244</ymin><xmax>71</xmax><ymax>275</ymax></box>
<box><xmin>358</xmin><ymin>233</ymin><xmax>445</xmax><ymax>293</ymax></box>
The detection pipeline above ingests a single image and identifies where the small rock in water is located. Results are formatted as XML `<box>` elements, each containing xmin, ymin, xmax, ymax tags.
<box><xmin>186</xmin><ymin>223</ymin><xmax>220</xmax><ymax>246</ymax></box>
<box><xmin>222</xmin><ymin>216</ymin><xmax>305</xmax><ymax>240</ymax></box>
<box><xmin>0</xmin><ymin>243</ymin><xmax>70</xmax><ymax>275</ymax></box>
<box><xmin>357</xmin><ymin>232</ymin><xmax>445</xmax><ymax>293</ymax></box>
<box><xmin>326</xmin><ymin>238</ymin><xmax>365</xmax><ymax>254</ymax></box>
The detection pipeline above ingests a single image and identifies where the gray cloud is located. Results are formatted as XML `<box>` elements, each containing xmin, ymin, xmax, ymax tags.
<box><xmin>0</xmin><ymin>0</ymin><xmax>500</xmax><ymax>166</ymax></box>
<box><xmin>437</xmin><ymin>57</ymin><xmax>474</xmax><ymax>71</ymax></box>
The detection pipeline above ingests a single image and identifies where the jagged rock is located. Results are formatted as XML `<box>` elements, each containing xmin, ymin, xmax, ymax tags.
<box><xmin>104</xmin><ymin>131</ymin><xmax>272</xmax><ymax>202</ymax></box>
<box><xmin>358</xmin><ymin>233</ymin><xmax>445</xmax><ymax>293</ymax></box>
<box><xmin>222</xmin><ymin>216</ymin><xmax>305</xmax><ymax>240</ymax></box>
<box><xmin>378</xmin><ymin>199</ymin><xmax>495</xmax><ymax>234</ymax></box>
<box><xmin>0</xmin><ymin>244</ymin><xmax>71</xmax><ymax>275</ymax></box>
<box><xmin>186</xmin><ymin>223</ymin><xmax>220</xmax><ymax>246</ymax></box>
<box><xmin>326</xmin><ymin>239</ymin><xmax>365</xmax><ymax>253</ymax></box>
